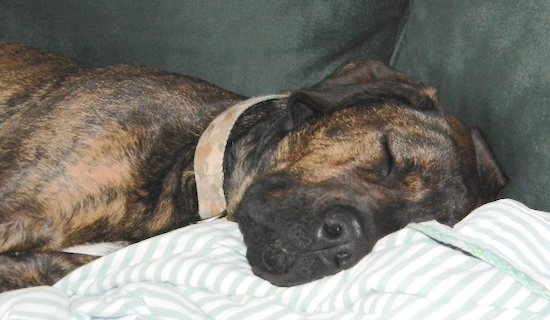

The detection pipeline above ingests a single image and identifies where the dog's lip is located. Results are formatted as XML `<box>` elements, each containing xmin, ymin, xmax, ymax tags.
<box><xmin>251</xmin><ymin>265</ymin><xmax>310</xmax><ymax>287</ymax></box>
<box><xmin>252</xmin><ymin>247</ymin><xmax>350</xmax><ymax>287</ymax></box>
<box><xmin>252</xmin><ymin>241</ymin><xmax>354</xmax><ymax>284</ymax></box>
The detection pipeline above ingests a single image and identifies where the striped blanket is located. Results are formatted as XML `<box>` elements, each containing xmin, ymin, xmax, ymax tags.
<box><xmin>1</xmin><ymin>199</ymin><xmax>549</xmax><ymax>319</ymax></box>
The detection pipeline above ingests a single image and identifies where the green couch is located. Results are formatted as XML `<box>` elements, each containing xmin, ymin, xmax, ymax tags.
<box><xmin>2</xmin><ymin>0</ymin><xmax>549</xmax><ymax>210</ymax></box>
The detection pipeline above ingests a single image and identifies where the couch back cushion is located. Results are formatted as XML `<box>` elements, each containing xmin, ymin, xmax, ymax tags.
<box><xmin>0</xmin><ymin>1</ymin><xmax>408</xmax><ymax>96</ymax></box>
<box><xmin>392</xmin><ymin>0</ymin><xmax>550</xmax><ymax>210</ymax></box>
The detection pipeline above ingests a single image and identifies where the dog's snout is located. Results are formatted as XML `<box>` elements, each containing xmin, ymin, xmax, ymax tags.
<box><xmin>239</xmin><ymin>179</ymin><xmax>373</xmax><ymax>285</ymax></box>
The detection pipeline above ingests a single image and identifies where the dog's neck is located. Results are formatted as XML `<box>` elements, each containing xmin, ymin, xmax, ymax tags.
<box><xmin>62</xmin><ymin>95</ymin><xmax>287</xmax><ymax>256</ymax></box>
<box><xmin>194</xmin><ymin>94</ymin><xmax>288</xmax><ymax>221</ymax></box>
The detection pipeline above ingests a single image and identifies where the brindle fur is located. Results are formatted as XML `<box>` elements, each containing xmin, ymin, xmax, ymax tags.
<box><xmin>0</xmin><ymin>42</ymin><xmax>251</xmax><ymax>291</ymax></box>
<box><xmin>0</xmin><ymin>42</ymin><xmax>507</xmax><ymax>291</ymax></box>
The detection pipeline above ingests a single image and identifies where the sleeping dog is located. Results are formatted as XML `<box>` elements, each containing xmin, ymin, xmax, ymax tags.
<box><xmin>0</xmin><ymin>42</ymin><xmax>507</xmax><ymax>291</ymax></box>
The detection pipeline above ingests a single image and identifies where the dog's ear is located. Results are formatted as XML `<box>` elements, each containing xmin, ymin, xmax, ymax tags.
<box><xmin>470</xmin><ymin>127</ymin><xmax>508</xmax><ymax>200</ymax></box>
<box><xmin>312</xmin><ymin>58</ymin><xmax>417</xmax><ymax>89</ymax></box>
<box><xmin>283</xmin><ymin>58</ymin><xmax>425</xmax><ymax>131</ymax></box>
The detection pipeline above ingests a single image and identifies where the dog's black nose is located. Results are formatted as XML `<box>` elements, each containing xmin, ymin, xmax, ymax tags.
<box><xmin>320</xmin><ymin>207</ymin><xmax>365</xmax><ymax>268</ymax></box>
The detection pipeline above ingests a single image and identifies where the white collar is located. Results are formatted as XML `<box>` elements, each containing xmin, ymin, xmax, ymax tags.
<box><xmin>194</xmin><ymin>94</ymin><xmax>287</xmax><ymax>221</ymax></box>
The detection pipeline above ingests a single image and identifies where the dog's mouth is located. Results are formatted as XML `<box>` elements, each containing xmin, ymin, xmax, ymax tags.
<box><xmin>251</xmin><ymin>238</ymin><xmax>364</xmax><ymax>287</ymax></box>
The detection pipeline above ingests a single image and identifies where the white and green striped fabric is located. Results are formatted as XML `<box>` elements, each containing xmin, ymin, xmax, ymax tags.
<box><xmin>1</xmin><ymin>199</ymin><xmax>549</xmax><ymax>319</ymax></box>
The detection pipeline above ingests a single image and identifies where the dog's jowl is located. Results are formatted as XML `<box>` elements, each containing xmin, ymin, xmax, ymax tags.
<box><xmin>0</xmin><ymin>42</ymin><xmax>507</xmax><ymax>291</ymax></box>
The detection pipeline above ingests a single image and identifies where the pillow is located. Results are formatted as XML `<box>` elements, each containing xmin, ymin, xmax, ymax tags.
<box><xmin>391</xmin><ymin>0</ymin><xmax>550</xmax><ymax>210</ymax></box>
<box><xmin>0</xmin><ymin>0</ymin><xmax>408</xmax><ymax>96</ymax></box>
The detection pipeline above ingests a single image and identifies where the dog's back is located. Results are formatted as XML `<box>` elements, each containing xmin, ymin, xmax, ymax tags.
<box><xmin>0</xmin><ymin>42</ymin><xmax>88</xmax><ymax>111</ymax></box>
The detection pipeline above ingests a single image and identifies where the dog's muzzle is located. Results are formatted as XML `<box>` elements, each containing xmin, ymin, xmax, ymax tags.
<box><xmin>234</xmin><ymin>176</ymin><xmax>374</xmax><ymax>287</ymax></box>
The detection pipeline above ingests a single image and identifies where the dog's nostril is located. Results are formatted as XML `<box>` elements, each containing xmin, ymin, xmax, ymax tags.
<box><xmin>324</xmin><ymin>223</ymin><xmax>343</xmax><ymax>238</ymax></box>
<box><xmin>324</xmin><ymin>211</ymin><xmax>345</xmax><ymax>238</ymax></box>
<box><xmin>335</xmin><ymin>252</ymin><xmax>352</xmax><ymax>268</ymax></box>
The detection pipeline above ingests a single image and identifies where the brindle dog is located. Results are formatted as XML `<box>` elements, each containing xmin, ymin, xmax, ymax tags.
<box><xmin>0</xmin><ymin>42</ymin><xmax>507</xmax><ymax>291</ymax></box>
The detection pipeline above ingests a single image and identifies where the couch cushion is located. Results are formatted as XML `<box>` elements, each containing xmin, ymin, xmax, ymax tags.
<box><xmin>391</xmin><ymin>0</ymin><xmax>550</xmax><ymax>210</ymax></box>
<box><xmin>0</xmin><ymin>0</ymin><xmax>408</xmax><ymax>96</ymax></box>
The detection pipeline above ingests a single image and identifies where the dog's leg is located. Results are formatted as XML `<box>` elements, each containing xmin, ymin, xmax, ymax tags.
<box><xmin>0</xmin><ymin>252</ymin><xmax>95</xmax><ymax>291</ymax></box>
<box><xmin>0</xmin><ymin>217</ymin><xmax>63</xmax><ymax>254</ymax></box>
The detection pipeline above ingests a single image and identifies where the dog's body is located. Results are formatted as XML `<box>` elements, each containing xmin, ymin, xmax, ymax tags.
<box><xmin>0</xmin><ymin>42</ymin><xmax>507</xmax><ymax>291</ymax></box>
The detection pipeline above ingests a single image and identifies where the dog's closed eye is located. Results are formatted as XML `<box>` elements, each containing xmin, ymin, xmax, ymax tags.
<box><xmin>353</xmin><ymin>135</ymin><xmax>394</xmax><ymax>178</ymax></box>
<box><xmin>380</xmin><ymin>135</ymin><xmax>394</xmax><ymax>177</ymax></box>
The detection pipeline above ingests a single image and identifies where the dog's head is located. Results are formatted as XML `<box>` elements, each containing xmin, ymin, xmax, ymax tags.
<box><xmin>232</xmin><ymin>59</ymin><xmax>507</xmax><ymax>286</ymax></box>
